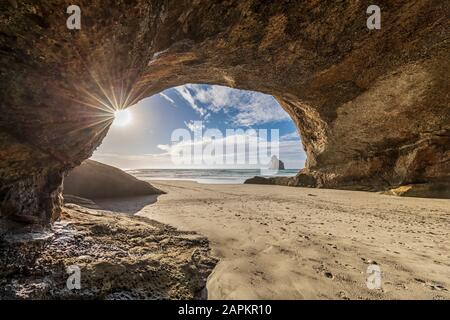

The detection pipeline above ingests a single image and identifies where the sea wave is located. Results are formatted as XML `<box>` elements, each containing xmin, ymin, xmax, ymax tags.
<box><xmin>126</xmin><ymin>169</ymin><xmax>298</xmax><ymax>184</ymax></box>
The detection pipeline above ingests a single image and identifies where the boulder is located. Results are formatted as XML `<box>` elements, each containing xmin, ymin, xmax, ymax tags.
<box><xmin>63</xmin><ymin>160</ymin><xmax>163</xmax><ymax>199</ymax></box>
<box><xmin>244</xmin><ymin>176</ymin><xmax>292</xmax><ymax>186</ymax></box>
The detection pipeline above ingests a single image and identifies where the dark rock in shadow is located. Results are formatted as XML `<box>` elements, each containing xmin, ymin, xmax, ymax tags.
<box><xmin>244</xmin><ymin>176</ymin><xmax>293</xmax><ymax>186</ymax></box>
<box><xmin>64</xmin><ymin>160</ymin><xmax>164</xmax><ymax>199</ymax></box>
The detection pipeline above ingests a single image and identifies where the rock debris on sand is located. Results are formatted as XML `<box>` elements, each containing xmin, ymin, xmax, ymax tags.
<box><xmin>0</xmin><ymin>205</ymin><xmax>217</xmax><ymax>300</ymax></box>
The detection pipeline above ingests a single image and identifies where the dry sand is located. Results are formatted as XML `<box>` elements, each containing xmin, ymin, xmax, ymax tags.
<box><xmin>102</xmin><ymin>180</ymin><xmax>450</xmax><ymax>300</ymax></box>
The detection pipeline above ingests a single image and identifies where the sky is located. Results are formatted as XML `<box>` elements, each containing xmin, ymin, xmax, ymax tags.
<box><xmin>91</xmin><ymin>84</ymin><xmax>306</xmax><ymax>169</ymax></box>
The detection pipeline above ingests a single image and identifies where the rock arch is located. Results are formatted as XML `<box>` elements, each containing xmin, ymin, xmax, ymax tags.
<box><xmin>0</xmin><ymin>1</ymin><xmax>449</xmax><ymax>225</ymax></box>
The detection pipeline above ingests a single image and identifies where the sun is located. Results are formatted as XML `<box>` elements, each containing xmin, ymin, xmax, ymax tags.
<box><xmin>112</xmin><ymin>109</ymin><xmax>132</xmax><ymax>127</ymax></box>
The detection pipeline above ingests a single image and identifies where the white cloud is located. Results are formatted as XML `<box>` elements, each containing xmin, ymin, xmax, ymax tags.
<box><xmin>175</xmin><ymin>84</ymin><xmax>291</xmax><ymax>126</ymax></box>
<box><xmin>159</xmin><ymin>92</ymin><xmax>175</xmax><ymax>105</ymax></box>
<box><xmin>280</xmin><ymin>131</ymin><xmax>301</xmax><ymax>141</ymax></box>
<box><xmin>184</xmin><ymin>120</ymin><xmax>205</xmax><ymax>132</ymax></box>
<box><xmin>92</xmin><ymin>132</ymin><xmax>306</xmax><ymax>170</ymax></box>
<box><xmin>156</xmin><ymin>131</ymin><xmax>261</xmax><ymax>167</ymax></box>
<box><xmin>91</xmin><ymin>152</ymin><xmax>173</xmax><ymax>169</ymax></box>
<box><xmin>156</xmin><ymin>144</ymin><xmax>170</xmax><ymax>152</ymax></box>
<box><xmin>174</xmin><ymin>85</ymin><xmax>207</xmax><ymax>116</ymax></box>
<box><xmin>191</xmin><ymin>85</ymin><xmax>235</xmax><ymax>112</ymax></box>
<box><xmin>203</xmin><ymin>112</ymin><xmax>211</xmax><ymax>122</ymax></box>
<box><xmin>154</xmin><ymin>129</ymin><xmax>305</xmax><ymax>169</ymax></box>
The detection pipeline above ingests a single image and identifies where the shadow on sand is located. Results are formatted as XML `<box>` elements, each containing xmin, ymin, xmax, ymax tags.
<box><xmin>93</xmin><ymin>195</ymin><xmax>161</xmax><ymax>215</ymax></box>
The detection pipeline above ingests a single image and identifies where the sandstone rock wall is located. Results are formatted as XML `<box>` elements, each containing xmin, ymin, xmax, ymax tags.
<box><xmin>0</xmin><ymin>1</ymin><xmax>449</xmax><ymax>225</ymax></box>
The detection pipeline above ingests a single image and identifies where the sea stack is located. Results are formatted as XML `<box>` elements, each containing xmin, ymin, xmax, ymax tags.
<box><xmin>268</xmin><ymin>156</ymin><xmax>285</xmax><ymax>170</ymax></box>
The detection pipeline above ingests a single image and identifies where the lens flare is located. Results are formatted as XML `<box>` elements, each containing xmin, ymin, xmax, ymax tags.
<box><xmin>113</xmin><ymin>109</ymin><xmax>132</xmax><ymax>127</ymax></box>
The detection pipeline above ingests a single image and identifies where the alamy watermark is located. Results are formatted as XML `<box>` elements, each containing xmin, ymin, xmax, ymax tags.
<box><xmin>367</xmin><ymin>5</ymin><xmax>381</xmax><ymax>30</ymax></box>
<box><xmin>66</xmin><ymin>5</ymin><xmax>381</xmax><ymax>31</ymax></box>
<box><xmin>366</xmin><ymin>264</ymin><xmax>382</xmax><ymax>290</ymax></box>
<box><xmin>167</xmin><ymin>121</ymin><xmax>282</xmax><ymax>174</ymax></box>
<box><xmin>66</xmin><ymin>5</ymin><xmax>81</xmax><ymax>30</ymax></box>
<box><xmin>66</xmin><ymin>265</ymin><xmax>81</xmax><ymax>290</ymax></box>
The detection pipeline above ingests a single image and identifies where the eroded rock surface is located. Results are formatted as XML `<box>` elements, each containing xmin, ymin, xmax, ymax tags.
<box><xmin>0</xmin><ymin>206</ymin><xmax>217</xmax><ymax>299</ymax></box>
<box><xmin>0</xmin><ymin>1</ymin><xmax>449</xmax><ymax>224</ymax></box>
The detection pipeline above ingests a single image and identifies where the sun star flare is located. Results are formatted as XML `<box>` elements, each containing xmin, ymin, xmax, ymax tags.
<box><xmin>113</xmin><ymin>109</ymin><xmax>132</xmax><ymax>127</ymax></box>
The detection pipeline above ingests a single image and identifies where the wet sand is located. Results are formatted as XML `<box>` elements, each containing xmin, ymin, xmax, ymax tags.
<box><xmin>104</xmin><ymin>180</ymin><xmax>450</xmax><ymax>299</ymax></box>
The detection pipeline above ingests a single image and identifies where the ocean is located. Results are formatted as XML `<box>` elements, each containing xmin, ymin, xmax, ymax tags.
<box><xmin>126</xmin><ymin>168</ymin><xmax>299</xmax><ymax>184</ymax></box>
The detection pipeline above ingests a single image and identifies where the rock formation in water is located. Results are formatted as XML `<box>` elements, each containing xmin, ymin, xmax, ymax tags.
<box><xmin>0</xmin><ymin>1</ymin><xmax>449</xmax><ymax>226</ymax></box>
<box><xmin>64</xmin><ymin>160</ymin><xmax>163</xmax><ymax>199</ymax></box>
<box><xmin>268</xmin><ymin>156</ymin><xmax>285</xmax><ymax>170</ymax></box>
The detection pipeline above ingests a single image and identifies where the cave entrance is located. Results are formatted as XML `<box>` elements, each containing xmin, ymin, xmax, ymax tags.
<box><xmin>1</xmin><ymin>1</ymin><xmax>447</xmax><ymax>229</ymax></box>
<box><xmin>87</xmin><ymin>84</ymin><xmax>306</xmax><ymax>185</ymax></box>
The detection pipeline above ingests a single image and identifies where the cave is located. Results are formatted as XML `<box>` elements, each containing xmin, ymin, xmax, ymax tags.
<box><xmin>0</xmin><ymin>1</ymin><xmax>449</xmax><ymax>227</ymax></box>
